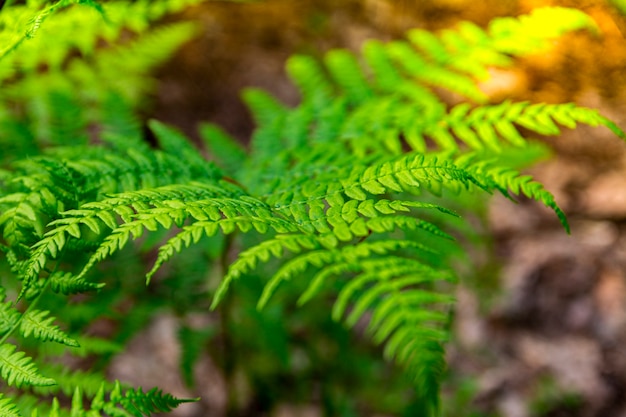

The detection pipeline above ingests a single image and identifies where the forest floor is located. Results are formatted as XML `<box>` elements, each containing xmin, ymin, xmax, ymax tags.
<box><xmin>112</xmin><ymin>1</ymin><xmax>626</xmax><ymax>416</ymax></box>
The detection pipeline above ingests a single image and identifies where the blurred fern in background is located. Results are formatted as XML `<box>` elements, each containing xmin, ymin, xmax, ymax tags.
<box><xmin>0</xmin><ymin>0</ymin><xmax>202</xmax><ymax>164</ymax></box>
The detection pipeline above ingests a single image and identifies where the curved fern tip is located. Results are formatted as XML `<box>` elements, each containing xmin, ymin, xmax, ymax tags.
<box><xmin>602</xmin><ymin>118</ymin><xmax>626</xmax><ymax>141</ymax></box>
<box><xmin>210</xmin><ymin>287</ymin><xmax>228</xmax><ymax>310</ymax></box>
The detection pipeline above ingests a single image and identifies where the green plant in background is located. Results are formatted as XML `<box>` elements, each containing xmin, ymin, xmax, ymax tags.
<box><xmin>609</xmin><ymin>0</ymin><xmax>626</xmax><ymax>16</ymax></box>
<box><xmin>0</xmin><ymin>3</ymin><xmax>623</xmax><ymax>416</ymax></box>
<box><xmin>0</xmin><ymin>0</ymin><xmax>202</xmax><ymax>164</ymax></box>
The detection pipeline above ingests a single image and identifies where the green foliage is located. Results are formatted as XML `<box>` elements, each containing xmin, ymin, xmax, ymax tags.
<box><xmin>0</xmin><ymin>0</ymin><xmax>202</xmax><ymax>415</ymax></box>
<box><xmin>0</xmin><ymin>3</ymin><xmax>623</xmax><ymax>416</ymax></box>
<box><xmin>22</xmin><ymin>382</ymin><xmax>194</xmax><ymax>417</ymax></box>
<box><xmin>0</xmin><ymin>0</ymin><xmax>201</xmax><ymax>163</ymax></box>
<box><xmin>0</xmin><ymin>343</ymin><xmax>56</xmax><ymax>388</ymax></box>
<box><xmin>0</xmin><ymin>393</ymin><xmax>22</xmax><ymax>417</ymax></box>
<box><xmin>610</xmin><ymin>0</ymin><xmax>626</xmax><ymax>16</ymax></box>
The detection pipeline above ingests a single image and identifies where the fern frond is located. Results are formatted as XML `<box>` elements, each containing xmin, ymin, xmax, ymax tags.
<box><xmin>242</xmin><ymin>88</ymin><xmax>289</xmax><ymax>128</ymax></box>
<box><xmin>325</xmin><ymin>49</ymin><xmax>373</xmax><ymax>105</ymax></box>
<box><xmin>0</xmin><ymin>344</ymin><xmax>55</xmax><ymax>388</ymax></box>
<box><xmin>0</xmin><ymin>140</ymin><xmax>219</xmax><ymax>251</ymax></box>
<box><xmin>239</xmin><ymin>8</ymin><xmax>614</xmax><ymax>166</ymax></box>
<box><xmin>335</xmin><ymin>256</ymin><xmax>453</xmax><ymax>413</ymax></box>
<box><xmin>333</xmin><ymin>260</ymin><xmax>441</xmax><ymax>321</ymax></box>
<box><xmin>297</xmin><ymin>240</ymin><xmax>439</xmax><ymax>307</ymax></box>
<box><xmin>0</xmin><ymin>0</ymin><xmax>200</xmax><ymax>169</ymax></box>
<box><xmin>33</xmin><ymin>366</ymin><xmax>114</xmax><ymax>398</ymax></box>
<box><xmin>48</xmin><ymin>271</ymin><xmax>104</xmax><ymax>295</ymax></box>
<box><xmin>148</xmin><ymin>120</ymin><xmax>219</xmax><ymax>180</ymax></box>
<box><xmin>0</xmin><ymin>0</ymin><xmax>98</xmax><ymax>60</ymax></box>
<box><xmin>199</xmin><ymin>11</ymin><xmax>616</xmax><ymax>407</ymax></box>
<box><xmin>19</xmin><ymin>309</ymin><xmax>79</xmax><ymax>347</ymax></box>
<box><xmin>256</xmin><ymin>249</ymin><xmax>338</xmax><ymax>310</ymax></box>
<box><xmin>0</xmin><ymin>287</ymin><xmax>21</xmax><ymax>334</ymax></box>
<box><xmin>211</xmin><ymin>234</ymin><xmax>320</xmax><ymax>308</ymax></box>
<box><xmin>366</xmin><ymin>215</ymin><xmax>453</xmax><ymax>239</ymax></box>
<box><xmin>112</xmin><ymin>383</ymin><xmax>197</xmax><ymax>417</ymax></box>
<box><xmin>0</xmin><ymin>393</ymin><xmax>21</xmax><ymax>417</ymax></box>
<box><xmin>489</xmin><ymin>7</ymin><xmax>599</xmax><ymax>55</ymax></box>
<box><xmin>285</xmin><ymin>54</ymin><xmax>334</xmax><ymax>111</ymax></box>
<box><xmin>96</xmin><ymin>21</ymin><xmax>198</xmax><ymax>103</ymax></box>
<box><xmin>388</xmin><ymin>40</ymin><xmax>489</xmax><ymax>103</ymax></box>
<box><xmin>45</xmin><ymin>91</ymin><xmax>90</xmax><ymax>146</ymax></box>
<box><xmin>0</xmin><ymin>188</ymin><xmax>53</xmax><ymax>245</ymax></box>
<box><xmin>199</xmin><ymin>123</ymin><xmax>247</xmax><ymax>176</ymax></box>
<box><xmin>211</xmin><ymin>202</ymin><xmax>457</xmax><ymax>305</ymax></box>
<box><xmin>406</xmin><ymin>24</ymin><xmax>511</xmax><ymax>79</ymax></box>
<box><xmin>454</xmin><ymin>151</ymin><xmax>570</xmax><ymax>231</ymax></box>
<box><xmin>147</xmin><ymin>214</ymin><xmax>298</xmax><ymax>284</ymax></box>
<box><xmin>266</xmin><ymin>153</ymin><xmax>488</xmax><ymax>219</ymax></box>
<box><xmin>36</xmin><ymin>334</ymin><xmax>121</xmax><ymax>361</ymax></box>
<box><xmin>20</xmin><ymin>181</ymin><xmax>231</xmax><ymax>290</ymax></box>
<box><xmin>75</xmin><ymin>195</ymin><xmax>275</xmax><ymax>282</ymax></box>
<box><xmin>30</xmin><ymin>381</ymin><xmax>195</xmax><ymax>417</ymax></box>
<box><xmin>70</xmin><ymin>335</ymin><xmax>122</xmax><ymax>358</ymax></box>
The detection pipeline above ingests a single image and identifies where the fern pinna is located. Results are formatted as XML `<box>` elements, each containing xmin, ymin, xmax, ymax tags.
<box><xmin>0</xmin><ymin>5</ymin><xmax>624</xmax><ymax>416</ymax></box>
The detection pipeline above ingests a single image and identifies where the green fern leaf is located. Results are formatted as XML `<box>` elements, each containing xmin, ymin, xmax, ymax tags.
<box><xmin>297</xmin><ymin>240</ymin><xmax>437</xmax><ymax>306</ymax></box>
<box><xmin>148</xmin><ymin>120</ymin><xmax>219</xmax><ymax>180</ymax></box>
<box><xmin>70</xmin><ymin>387</ymin><xmax>84</xmax><ymax>417</ymax></box>
<box><xmin>242</xmin><ymin>88</ymin><xmax>288</xmax><ymax>128</ymax></box>
<box><xmin>363</xmin><ymin>40</ymin><xmax>406</xmax><ymax>91</ymax></box>
<box><xmin>326</xmin><ymin>253</ymin><xmax>454</xmax><ymax>413</ymax></box>
<box><xmin>32</xmin><ymin>366</ymin><xmax>114</xmax><ymax>398</ymax></box>
<box><xmin>0</xmin><ymin>344</ymin><xmax>56</xmax><ymax>388</ymax></box>
<box><xmin>146</xmin><ymin>214</ymin><xmax>295</xmax><ymax>284</ymax></box>
<box><xmin>455</xmin><ymin>151</ymin><xmax>570</xmax><ymax>232</ymax></box>
<box><xmin>325</xmin><ymin>49</ymin><xmax>373</xmax><ymax>104</ymax></box>
<box><xmin>257</xmin><ymin>249</ymin><xmax>338</xmax><ymax>310</ymax></box>
<box><xmin>0</xmin><ymin>298</ymin><xmax>21</xmax><ymax>335</ymax></box>
<box><xmin>199</xmin><ymin>123</ymin><xmax>247</xmax><ymax>176</ymax></box>
<box><xmin>286</xmin><ymin>54</ymin><xmax>334</xmax><ymax>109</ymax></box>
<box><xmin>21</xmin><ymin>182</ymin><xmax>239</xmax><ymax>290</ymax></box>
<box><xmin>19</xmin><ymin>309</ymin><xmax>79</xmax><ymax>347</ymax></box>
<box><xmin>48</xmin><ymin>271</ymin><xmax>104</xmax><ymax>295</ymax></box>
<box><xmin>332</xmin><ymin>260</ymin><xmax>446</xmax><ymax>322</ymax></box>
<box><xmin>0</xmin><ymin>394</ymin><xmax>21</xmax><ymax>417</ymax></box>
<box><xmin>108</xmin><ymin>381</ymin><xmax>197</xmax><ymax>417</ymax></box>
<box><xmin>387</xmin><ymin>41</ymin><xmax>488</xmax><ymax>103</ymax></box>
<box><xmin>100</xmin><ymin>92</ymin><xmax>144</xmax><ymax>144</ymax></box>
<box><xmin>211</xmin><ymin>234</ymin><xmax>320</xmax><ymax>309</ymax></box>
<box><xmin>489</xmin><ymin>7</ymin><xmax>599</xmax><ymax>55</ymax></box>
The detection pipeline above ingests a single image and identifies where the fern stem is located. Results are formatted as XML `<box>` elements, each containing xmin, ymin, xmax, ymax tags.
<box><xmin>218</xmin><ymin>233</ymin><xmax>239</xmax><ymax>415</ymax></box>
